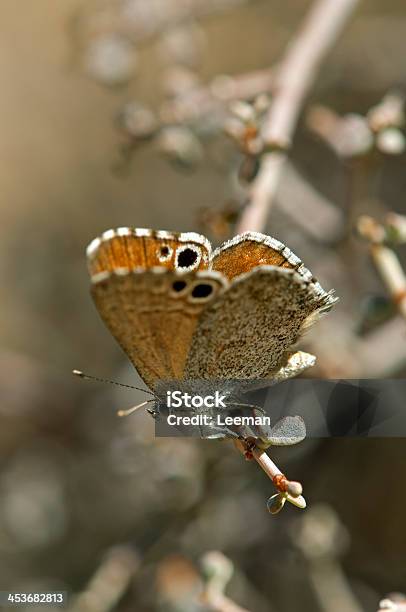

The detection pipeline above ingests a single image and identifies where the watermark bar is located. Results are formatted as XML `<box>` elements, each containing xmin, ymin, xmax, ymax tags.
<box><xmin>154</xmin><ymin>379</ymin><xmax>406</xmax><ymax>439</ymax></box>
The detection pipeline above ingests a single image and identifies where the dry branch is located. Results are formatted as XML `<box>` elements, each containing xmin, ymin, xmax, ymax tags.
<box><xmin>237</xmin><ymin>0</ymin><xmax>360</xmax><ymax>234</ymax></box>
<box><xmin>69</xmin><ymin>546</ymin><xmax>139</xmax><ymax>612</ymax></box>
<box><xmin>160</xmin><ymin>67</ymin><xmax>274</xmax><ymax>125</ymax></box>
<box><xmin>307</xmin><ymin>560</ymin><xmax>364</xmax><ymax>612</ymax></box>
<box><xmin>201</xmin><ymin>551</ymin><xmax>250</xmax><ymax>612</ymax></box>
<box><xmin>378</xmin><ymin>595</ymin><xmax>406</xmax><ymax>611</ymax></box>
<box><xmin>357</xmin><ymin>215</ymin><xmax>406</xmax><ymax>322</ymax></box>
<box><xmin>234</xmin><ymin>440</ymin><xmax>306</xmax><ymax>510</ymax></box>
<box><xmin>370</xmin><ymin>245</ymin><xmax>406</xmax><ymax>320</ymax></box>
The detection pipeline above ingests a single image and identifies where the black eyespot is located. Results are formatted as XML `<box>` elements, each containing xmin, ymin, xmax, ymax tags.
<box><xmin>191</xmin><ymin>283</ymin><xmax>213</xmax><ymax>299</ymax></box>
<box><xmin>160</xmin><ymin>246</ymin><xmax>170</xmax><ymax>257</ymax></box>
<box><xmin>172</xmin><ymin>280</ymin><xmax>187</xmax><ymax>292</ymax></box>
<box><xmin>177</xmin><ymin>247</ymin><xmax>198</xmax><ymax>268</ymax></box>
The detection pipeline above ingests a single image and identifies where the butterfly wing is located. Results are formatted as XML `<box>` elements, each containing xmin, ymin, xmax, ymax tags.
<box><xmin>87</xmin><ymin>228</ymin><xmax>226</xmax><ymax>388</ymax></box>
<box><xmin>240</xmin><ymin>351</ymin><xmax>316</xmax><ymax>392</ymax></box>
<box><xmin>211</xmin><ymin>232</ymin><xmax>333</xmax><ymax>302</ymax></box>
<box><xmin>257</xmin><ymin>416</ymin><xmax>307</xmax><ymax>448</ymax></box>
<box><xmin>190</xmin><ymin>231</ymin><xmax>337</xmax><ymax>380</ymax></box>
<box><xmin>91</xmin><ymin>268</ymin><xmax>226</xmax><ymax>388</ymax></box>
<box><xmin>184</xmin><ymin>266</ymin><xmax>336</xmax><ymax>380</ymax></box>
<box><xmin>211</xmin><ymin>232</ymin><xmax>296</xmax><ymax>279</ymax></box>
<box><xmin>87</xmin><ymin>227</ymin><xmax>211</xmax><ymax>276</ymax></box>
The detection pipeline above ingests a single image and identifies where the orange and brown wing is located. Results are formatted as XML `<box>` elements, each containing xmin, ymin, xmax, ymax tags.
<box><xmin>90</xmin><ymin>268</ymin><xmax>226</xmax><ymax>388</ymax></box>
<box><xmin>87</xmin><ymin>227</ymin><xmax>212</xmax><ymax>277</ymax></box>
<box><xmin>87</xmin><ymin>227</ymin><xmax>225</xmax><ymax>388</ymax></box>
<box><xmin>211</xmin><ymin>231</ymin><xmax>307</xmax><ymax>280</ymax></box>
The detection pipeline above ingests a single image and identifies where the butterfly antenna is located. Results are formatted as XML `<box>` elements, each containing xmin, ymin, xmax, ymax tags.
<box><xmin>72</xmin><ymin>369</ymin><xmax>156</xmax><ymax>398</ymax></box>
<box><xmin>117</xmin><ymin>399</ymin><xmax>156</xmax><ymax>417</ymax></box>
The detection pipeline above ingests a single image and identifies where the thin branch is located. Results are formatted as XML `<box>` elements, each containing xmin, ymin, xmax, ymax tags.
<box><xmin>201</xmin><ymin>551</ymin><xmax>250</xmax><ymax>612</ymax></box>
<box><xmin>307</xmin><ymin>560</ymin><xmax>363</xmax><ymax>612</ymax></box>
<box><xmin>234</xmin><ymin>440</ymin><xmax>306</xmax><ymax>510</ymax></box>
<box><xmin>357</xmin><ymin>215</ymin><xmax>406</xmax><ymax>321</ymax></box>
<box><xmin>237</xmin><ymin>0</ymin><xmax>360</xmax><ymax>234</ymax></box>
<box><xmin>295</xmin><ymin>506</ymin><xmax>363</xmax><ymax>612</ymax></box>
<box><xmin>204</xmin><ymin>591</ymin><xmax>250</xmax><ymax>612</ymax></box>
<box><xmin>370</xmin><ymin>244</ymin><xmax>406</xmax><ymax>320</ymax></box>
<box><xmin>160</xmin><ymin>67</ymin><xmax>274</xmax><ymax>125</ymax></box>
<box><xmin>378</xmin><ymin>595</ymin><xmax>406</xmax><ymax>611</ymax></box>
<box><xmin>69</xmin><ymin>546</ymin><xmax>139</xmax><ymax>612</ymax></box>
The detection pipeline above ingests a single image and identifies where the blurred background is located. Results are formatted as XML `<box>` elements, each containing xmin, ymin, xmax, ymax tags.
<box><xmin>1</xmin><ymin>0</ymin><xmax>406</xmax><ymax>610</ymax></box>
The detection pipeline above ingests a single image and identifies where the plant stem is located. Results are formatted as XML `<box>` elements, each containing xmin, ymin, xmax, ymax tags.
<box><xmin>237</xmin><ymin>0</ymin><xmax>360</xmax><ymax>234</ymax></box>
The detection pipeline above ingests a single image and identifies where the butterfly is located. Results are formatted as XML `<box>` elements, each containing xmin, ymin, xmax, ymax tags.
<box><xmin>84</xmin><ymin>228</ymin><xmax>338</xmax><ymax>447</ymax></box>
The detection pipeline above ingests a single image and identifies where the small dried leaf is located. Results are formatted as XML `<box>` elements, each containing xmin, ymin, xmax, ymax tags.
<box><xmin>267</xmin><ymin>493</ymin><xmax>286</xmax><ymax>515</ymax></box>
<box><xmin>259</xmin><ymin>416</ymin><xmax>306</xmax><ymax>448</ymax></box>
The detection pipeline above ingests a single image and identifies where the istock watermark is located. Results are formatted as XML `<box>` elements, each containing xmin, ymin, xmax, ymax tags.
<box><xmin>166</xmin><ymin>390</ymin><xmax>227</xmax><ymax>409</ymax></box>
<box><xmin>165</xmin><ymin>390</ymin><xmax>271</xmax><ymax>426</ymax></box>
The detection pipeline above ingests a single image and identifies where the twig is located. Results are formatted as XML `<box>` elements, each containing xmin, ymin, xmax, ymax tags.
<box><xmin>201</xmin><ymin>551</ymin><xmax>250</xmax><ymax>612</ymax></box>
<box><xmin>370</xmin><ymin>244</ymin><xmax>406</xmax><ymax>320</ymax></box>
<box><xmin>307</xmin><ymin>559</ymin><xmax>363</xmax><ymax>612</ymax></box>
<box><xmin>236</xmin><ymin>0</ymin><xmax>360</xmax><ymax>234</ymax></box>
<box><xmin>306</xmin><ymin>105</ymin><xmax>373</xmax><ymax>157</ymax></box>
<box><xmin>69</xmin><ymin>546</ymin><xmax>139</xmax><ymax>612</ymax></box>
<box><xmin>378</xmin><ymin>595</ymin><xmax>406</xmax><ymax>611</ymax></box>
<box><xmin>357</xmin><ymin>215</ymin><xmax>406</xmax><ymax>321</ymax></box>
<box><xmin>386</xmin><ymin>212</ymin><xmax>406</xmax><ymax>244</ymax></box>
<box><xmin>160</xmin><ymin>67</ymin><xmax>274</xmax><ymax>125</ymax></box>
<box><xmin>204</xmin><ymin>592</ymin><xmax>250</xmax><ymax>612</ymax></box>
<box><xmin>234</xmin><ymin>440</ymin><xmax>306</xmax><ymax>510</ymax></box>
<box><xmin>294</xmin><ymin>505</ymin><xmax>363</xmax><ymax>612</ymax></box>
